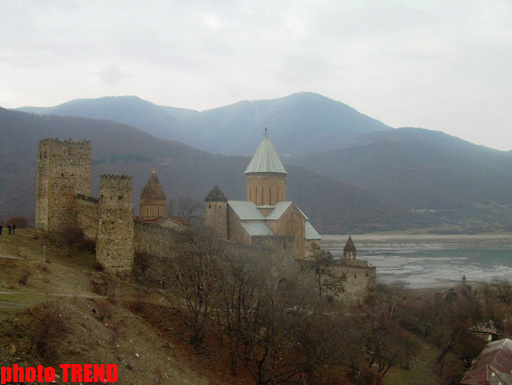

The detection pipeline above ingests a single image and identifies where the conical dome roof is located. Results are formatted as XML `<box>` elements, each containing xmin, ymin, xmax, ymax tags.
<box><xmin>343</xmin><ymin>235</ymin><xmax>356</xmax><ymax>252</ymax></box>
<box><xmin>245</xmin><ymin>130</ymin><xmax>287</xmax><ymax>175</ymax></box>
<box><xmin>140</xmin><ymin>170</ymin><xmax>166</xmax><ymax>202</ymax></box>
<box><xmin>205</xmin><ymin>185</ymin><xmax>228</xmax><ymax>202</ymax></box>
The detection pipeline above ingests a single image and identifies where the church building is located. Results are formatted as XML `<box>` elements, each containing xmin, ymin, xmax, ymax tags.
<box><xmin>204</xmin><ymin>129</ymin><xmax>321</xmax><ymax>260</ymax></box>
<box><xmin>137</xmin><ymin>169</ymin><xmax>188</xmax><ymax>229</ymax></box>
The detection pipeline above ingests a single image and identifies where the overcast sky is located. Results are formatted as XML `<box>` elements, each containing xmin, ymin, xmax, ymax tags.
<box><xmin>1</xmin><ymin>0</ymin><xmax>511</xmax><ymax>151</ymax></box>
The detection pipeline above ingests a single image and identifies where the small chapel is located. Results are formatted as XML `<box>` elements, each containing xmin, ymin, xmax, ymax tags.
<box><xmin>136</xmin><ymin>169</ymin><xmax>188</xmax><ymax>229</ymax></box>
<box><xmin>204</xmin><ymin>129</ymin><xmax>321</xmax><ymax>260</ymax></box>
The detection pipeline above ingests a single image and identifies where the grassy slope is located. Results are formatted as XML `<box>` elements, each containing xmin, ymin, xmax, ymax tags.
<box><xmin>0</xmin><ymin>230</ymin><xmax>225</xmax><ymax>385</ymax></box>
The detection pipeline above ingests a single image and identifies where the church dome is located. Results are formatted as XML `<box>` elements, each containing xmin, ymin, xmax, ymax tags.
<box><xmin>245</xmin><ymin>130</ymin><xmax>287</xmax><ymax>175</ymax></box>
<box><xmin>140</xmin><ymin>170</ymin><xmax>166</xmax><ymax>203</ymax></box>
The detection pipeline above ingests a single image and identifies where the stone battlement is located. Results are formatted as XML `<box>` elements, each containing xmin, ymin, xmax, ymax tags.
<box><xmin>75</xmin><ymin>194</ymin><xmax>99</xmax><ymax>204</ymax></box>
<box><xmin>39</xmin><ymin>137</ymin><xmax>91</xmax><ymax>148</ymax></box>
<box><xmin>134</xmin><ymin>219</ymin><xmax>180</xmax><ymax>234</ymax></box>
<box><xmin>100</xmin><ymin>174</ymin><xmax>132</xmax><ymax>181</ymax></box>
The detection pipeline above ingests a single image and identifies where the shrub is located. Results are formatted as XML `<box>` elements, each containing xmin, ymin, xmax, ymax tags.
<box><xmin>4</xmin><ymin>216</ymin><xmax>30</xmax><ymax>229</ymax></box>
<box><xmin>18</xmin><ymin>268</ymin><xmax>32</xmax><ymax>285</ymax></box>
<box><xmin>26</xmin><ymin>301</ymin><xmax>71</xmax><ymax>359</ymax></box>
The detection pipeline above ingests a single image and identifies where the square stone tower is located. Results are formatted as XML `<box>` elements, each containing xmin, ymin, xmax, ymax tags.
<box><xmin>35</xmin><ymin>138</ymin><xmax>91</xmax><ymax>232</ymax></box>
<box><xmin>96</xmin><ymin>174</ymin><xmax>134</xmax><ymax>275</ymax></box>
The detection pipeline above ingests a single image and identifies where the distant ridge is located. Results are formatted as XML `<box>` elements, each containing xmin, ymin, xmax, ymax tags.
<box><xmin>289</xmin><ymin>127</ymin><xmax>512</xmax><ymax>211</ymax></box>
<box><xmin>0</xmin><ymin>107</ymin><xmax>415</xmax><ymax>233</ymax></box>
<box><xmin>12</xmin><ymin>93</ymin><xmax>512</xmax><ymax>232</ymax></box>
<box><xmin>16</xmin><ymin>92</ymin><xmax>392</xmax><ymax>156</ymax></box>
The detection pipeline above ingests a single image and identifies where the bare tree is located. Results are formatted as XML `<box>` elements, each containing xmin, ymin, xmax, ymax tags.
<box><xmin>155</xmin><ymin>228</ymin><xmax>223</xmax><ymax>350</ymax></box>
<box><xmin>303</xmin><ymin>243</ymin><xmax>345</xmax><ymax>301</ymax></box>
<box><xmin>176</xmin><ymin>196</ymin><xmax>203</xmax><ymax>223</ymax></box>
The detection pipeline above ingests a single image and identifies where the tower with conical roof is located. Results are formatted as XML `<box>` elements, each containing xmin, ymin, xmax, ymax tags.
<box><xmin>245</xmin><ymin>128</ymin><xmax>287</xmax><ymax>207</ymax></box>
<box><xmin>139</xmin><ymin>169</ymin><xmax>167</xmax><ymax>219</ymax></box>
<box><xmin>204</xmin><ymin>185</ymin><xmax>228</xmax><ymax>238</ymax></box>
<box><xmin>343</xmin><ymin>235</ymin><xmax>356</xmax><ymax>260</ymax></box>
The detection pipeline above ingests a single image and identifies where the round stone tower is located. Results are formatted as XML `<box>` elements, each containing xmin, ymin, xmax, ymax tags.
<box><xmin>96</xmin><ymin>174</ymin><xmax>134</xmax><ymax>275</ymax></box>
<box><xmin>245</xmin><ymin>129</ymin><xmax>287</xmax><ymax>207</ymax></box>
<box><xmin>139</xmin><ymin>169</ymin><xmax>167</xmax><ymax>219</ymax></box>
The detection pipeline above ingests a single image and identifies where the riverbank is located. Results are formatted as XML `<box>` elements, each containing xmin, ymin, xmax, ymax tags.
<box><xmin>322</xmin><ymin>232</ymin><xmax>512</xmax><ymax>289</ymax></box>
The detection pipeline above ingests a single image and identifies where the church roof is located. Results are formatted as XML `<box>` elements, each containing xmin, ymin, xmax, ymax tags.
<box><xmin>227</xmin><ymin>200</ymin><xmax>321</xmax><ymax>240</ymax></box>
<box><xmin>205</xmin><ymin>185</ymin><xmax>228</xmax><ymax>202</ymax></box>
<box><xmin>242</xmin><ymin>221</ymin><xmax>274</xmax><ymax>236</ymax></box>
<box><xmin>305</xmin><ymin>221</ymin><xmax>321</xmax><ymax>240</ymax></box>
<box><xmin>228</xmin><ymin>201</ymin><xmax>265</xmax><ymax>220</ymax></box>
<box><xmin>265</xmin><ymin>202</ymin><xmax>293</xmax><ymax>220</ymax></box>
<box><xmin>343</xmin><ymin>236</ymin><xmax>356</xmax><ymax>252</ymax></box>
<box><xmin>140</xmin><ymin>170</ymin><xmax>166</xmax><ymax>202</ymax></box>
<box><xmin>245</xmin><ymin>131</ymin><xmax>287</xmax><ymax>175</ymax></box>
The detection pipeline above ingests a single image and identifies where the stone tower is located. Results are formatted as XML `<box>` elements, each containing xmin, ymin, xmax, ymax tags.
<box><xmin>96</xmin><ymin>175</ymin><xmax>134</xmax><ymax>275</ymax></box>
<box><xmin>35</xmin><ymin>138</ymin><xmax>91</xmax><ymax>232</ymax></box>
<box><xmin>139</xmin><ymin>169</ymin><xmax>167</xmax><ymax>219</ymax></box>
<box><xmin>204</xmin><ymin>185</ymin><xmax>228</xmax><ymax>238</ymax></box>
<box><xmin>343</xmin><ymin>235</ymin><xmax>357</xmax><ymax>260</ymax></box>
<box><xmin>245</xmin><ymin>129</ymin><xmax>287</xmax><ymax>207</ymax></box>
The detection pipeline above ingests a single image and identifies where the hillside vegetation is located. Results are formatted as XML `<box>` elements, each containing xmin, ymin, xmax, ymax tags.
<box><xmin>2</xmin><ymin>229</ymin><xmax>511</xmax><ymax>385</ymax></box>
<box><xmin>14</xmin><ymin>92</ymin><xmax>512</xmax><ymax>232</ymax></box>
<box><xmin>0</xmin><ymin>107</ymin><xmax>414</xmax><ymax>233</ymax></box>
<box><xmin>0</xmin><ymin>230</ymin><xmax>218</xmax><ymax>385</ymax></box>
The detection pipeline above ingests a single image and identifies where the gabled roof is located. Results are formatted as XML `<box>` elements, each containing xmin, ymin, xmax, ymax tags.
<box><xmin>305</xmin><ymin>221</ymin><xmax>321</xmax><ymax>240</ymax></box>
<box><xmin>228</xmin><ymin>200</ymin><xmax>321</xmax><ymax>241</ymax></box>
<box><xmin>460</xmin><ymin>338</ymin><xmax>512</xmax><ymax>385</ymax></box>
<box><xmin>140</xmin><ymin>170</ymin><xmax>166</xmax><ymax>202</ymax></box>
<box><xmin>265</xmin><ymin>202</ymin><xmax>293</xmax><ymax>220</ymax></box>
<box><xmin>205</xmin><ymin>185</ymin><xmax>228</xmax><ymax>202</ymax></box>
<box><xmin>228</xmin><ymin>201</ymin><xmax>265</xmax><ymax>220</ymax></box>
<box><xmin>242</xmin><ymin>221</ymin><xmax>274</xmax><ymax>236</ymax></box>
<box><xmin>245</xmin><ymin>131</ymin><xmax>287</xmax><ymax>175</ymax></box>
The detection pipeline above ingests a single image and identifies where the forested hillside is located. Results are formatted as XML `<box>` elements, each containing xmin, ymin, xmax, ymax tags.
<box><xmin>0</xmin><ymin>107</ymin><xmax>414</xmax><ymax>233</ymax></box>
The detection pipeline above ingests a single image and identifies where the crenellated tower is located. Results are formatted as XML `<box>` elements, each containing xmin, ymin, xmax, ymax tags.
<box><xmin>245</xmin><ymin>129</ymin><xmax>287</xmax><ymax>207</ymax></box>
<box><xmin>96</xmin><ymin>174</ymin><xmax>134</xmax><ymax>275</ymax></box>
<box><xmin>35</xmin><ymin>138</ymin><xmax>91</xmax><ymax>232</ymax></box>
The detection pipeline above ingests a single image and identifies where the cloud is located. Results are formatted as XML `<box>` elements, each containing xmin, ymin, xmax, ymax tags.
<box><xmin>0</xmin><ymin>0</ymin><xmax>511</xmax><ymax>149</ymax></box>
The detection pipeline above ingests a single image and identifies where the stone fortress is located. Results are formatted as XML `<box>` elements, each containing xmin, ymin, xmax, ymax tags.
<box><xmin>35</xmin><ymin>133</ymin><xmax>375</xmax><ymax>301</ymax></box>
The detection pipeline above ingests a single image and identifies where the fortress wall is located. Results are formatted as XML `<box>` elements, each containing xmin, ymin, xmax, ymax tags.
<box><xmin>134</xmin><ymin>221</ymin><xmax>180</xmax><ymax>258</ymax></box>
<box><xmin>96</xmin><ymin>175</ymin><xmax>134</xmax><ymax>275</ymax></box>
<box><xmin>36</xmin><ymin>138</ymin><xmax>91</xmax><ymax>232</ymax></box>
<box><xmin>334</xmin><ymin>264</ymin><xmax>377</xmax><ymax>303</ymax></box>
<box><xmin>75</xmin><ymin>194</ymin><xmax>99</xmax><ymax>241</ymax></box>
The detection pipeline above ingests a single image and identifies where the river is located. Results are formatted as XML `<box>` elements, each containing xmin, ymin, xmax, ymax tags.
<box><xmin>322</xmin><ymin>233</ymin><xmax>512</xmax><ymax>288</ymax></box>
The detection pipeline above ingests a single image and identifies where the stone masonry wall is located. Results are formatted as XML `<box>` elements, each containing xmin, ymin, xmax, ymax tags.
<box><xmin>134</xmin><ymin>220</ymin><xmax>180</xmax><ymax>258</ymax></box>
<box><xmin>205</xmin><ymin>201</ymin><xmax>228</xmax><ymax>239</ymax></box>
<box><xmin>75</xmin><ymin>194</ymin><xmax>99</xmax><ymax>241</ymax></box>
<box><xmin>36</xmin><ymin>138</ymin><xmax>91</xmax><ymax>232</ymax></box>
<box><xmin>96</xmin><ymin>175</ymin><xmax>134</xmax><ymax>275</ymax></box>
<box><xmin>267</xmin><ymin>204</ymin><xmax>306</xmax><ymax>260</ymax></box>
<box><xmin>333</xmin><ymin>263</ymin><xmax>377</xmax><ymax>304</ymax></box>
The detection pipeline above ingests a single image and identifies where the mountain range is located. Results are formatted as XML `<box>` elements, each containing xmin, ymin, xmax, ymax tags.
<box><xmin>0</xmin><ymin>107</ymin><xmax>416</xmax><ymax>234</ymax></box>
<box><xmin>17</xmin><ymin>92</ymin><xmax>391</xmax><ymax>156</ymax></box>
<box><xmin>7</xmin><ymin>92</ymin><xmax>512</xmax><ymax>233</ymax></box>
